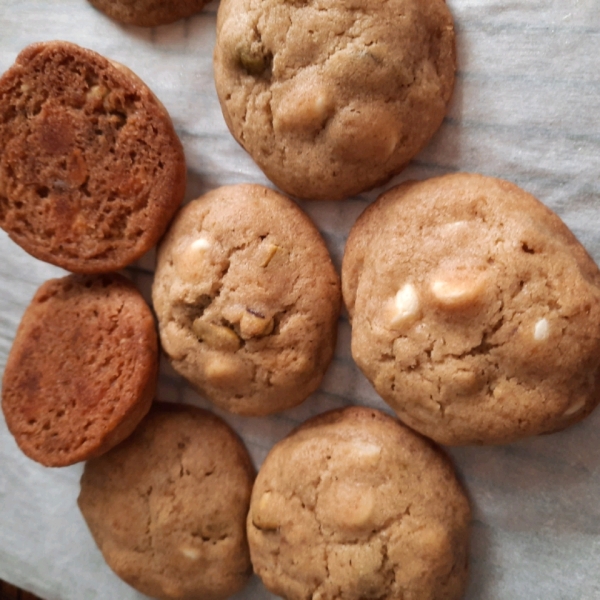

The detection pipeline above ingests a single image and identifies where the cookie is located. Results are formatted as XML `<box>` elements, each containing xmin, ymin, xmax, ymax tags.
<box><xmin>248</xmin><ymin>406</ymin><xmax>471</xmax><ymax>600</ymax></box>
<box><xmin>88</xmin><ymin>0</ymin><xmax>209</xmax><ymax>27</ymax></box>
<box><xmin>78</xmin><ymin>403</ymin><xmax>254</xmax><ymax>600</ymax></box>
<box><xmin>213</xmin><ymin>0</ymin><xmax>455</xmax><ymax>201</ymax></box>
<box><xmin>152</xmin><ymin>184</ymin><xmax>341</xmax><ymax>416</ymax></box>
<box><xmin>2</xmin><ymin>273</ymin><xmax>157</xmax><ymax>466</ymax></box>
<box><xmin>342</xmin><ymin>173</ymin><xmax>600</xmax><ymax>445</ymax></box>
<box><xmin>0</xmin><ymin>41</ymin><xmax>186</xmax><ymax>273</ymax></box>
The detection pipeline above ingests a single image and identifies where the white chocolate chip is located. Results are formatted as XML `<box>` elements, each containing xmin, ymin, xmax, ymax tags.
<box><xmin>174</xmin><ymin>237</ymin><xmax>212</xmax><ymax>282</ymax></box>
<box><xmin>180</xmin><ymin>546</ymin><xmax>201</xmax><ymax>560</ymax></box>
<box><xmin>189</xmin><ymin>237</ymin><xmax>211</xmax><ymax>251</ymax></box>
<box><xmin>563</xmin><ymin>399</ymin><xmax>585</xmax><ymax>417</ymax></box>
<box><xmin>274</xmin><ymin>87</ymin><xmax>334</xmax><ymax>132</ymax></box>
<box><xmin>430</xmin><ymin>274</ymin><xmax>485</xmax><ymax>308</ymax></box>
<box><xmin>350</xmin><ymin>441</ymin><xmax>382</xmax><ymax>466</ymax></box>
<box><xmin>533</xmin><ymin>318</ymin><xmax>550</xmax><ymax>341</ymax></box>
<box><xmin>389</xmin><ymin>284</ymin><xmax>420</xmax><ymax>326</ymax></box>
<box><xmin>204</xmin><ymin>355</ymin><xmax>241</xmax><ymax>383</ymax></box>
<box><xmin>322</xmin><ymin>482</ymin><xmax>375</xmax><ymax>530</ymax></box>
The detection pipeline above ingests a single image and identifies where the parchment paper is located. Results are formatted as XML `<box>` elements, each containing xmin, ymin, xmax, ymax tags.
<box><xmin>1</xmin><ymin>1</ymin><xmax>600</xmax><ymax>598</ymax></box>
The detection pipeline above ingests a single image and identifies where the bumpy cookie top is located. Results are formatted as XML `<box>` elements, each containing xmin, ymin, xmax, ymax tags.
<box><xmin>78</xmin><ymin>403</ymin><xmax>255</xmax><ymax>600</ymax></box>
<box><xmin>1</xmin><ymin>273</ymin><xmax>157</xmax><ymax>466</ymax></box>
<box><xmin>249</xmin><ymin>406</ymin><xmax>471</xmax><ymax>600</ymax></box>
<box><xmin>342</xmin><ymin>173</ymin><xmax>600</xmax><ymax>445</ymax></box>
<box><xmin>152</xmin><ymin>184</ymin><xmax>341</xmax><ymax>416</ymax></box>
<box><xmin>0</xmin><ymin>41</ymin><xmax>186</xmax><ymax>272</ymax></box>
<box><xmin>214</xmin><ymin>0</ymin><xmax>455</xmax><ymax>200</ymax></box>
<box><xmin>88</xmin><ymin>0</ymin><xmax>209</xmax><ymax>27</ymax></box>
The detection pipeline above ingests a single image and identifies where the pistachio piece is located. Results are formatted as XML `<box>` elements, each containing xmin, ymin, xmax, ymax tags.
<box><xmin>192</xmin><ymin>319</ymin><xmax>241</xmax><ymax>351</ymax></box>
<box><xmin>239</xmin><ymin>309</ymin><xmax>274</xmax><ymax>339</ymax></box>
<box><xmin>237</xmin><ymin>46</ymin><xmax>271</xmax><ymax>76</ymax></box>
<box><xmin>261</xmin><ymin>243</ymin><xmax>279</xmax><ymax>267</ymax></box>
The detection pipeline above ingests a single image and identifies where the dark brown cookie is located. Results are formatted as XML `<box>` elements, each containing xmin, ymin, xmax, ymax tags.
<box><xmin>152</xmin><ymin>184</ymin><xmax>341</xmax><ymax>416</ymax></box>
<box><xmin>213</xmin><ymin>0</ymin><xmax>455</xmax><ymax>200</ymax></box>
<box><xmin>2</xmin><ymin>273</ymin><xmax>158</xmax><ymax>466</ymax></box>
<box><xmin>342</xmin><ymin>173</ymin><xmax>600</xmax><ymax>445</ymax></box>
<box><xmin>88</xmin><ymin>0</ymin><xmax>209</xmax><ymax>27</ymax></box>
<box><xmin>248</xmin><ymin>406</ymin><xmax>471</xmax><ymax>600</ymax></box>
<box><xmin>78</xmin><ymin>403</ymin><xmax>255</xmax><ymax>600</ymax></box>
<box><xmin>0</xmin><ymin>41</ymin><xmax>186</xmax><ymax>273</ymax></box>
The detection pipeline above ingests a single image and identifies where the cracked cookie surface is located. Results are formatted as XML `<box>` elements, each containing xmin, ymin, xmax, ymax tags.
<box><xmin>0</xmin><ymin>41</ymin><xmax>186</xmax><ymax>272</ymax></box>
<box><xmin>78</xmin><ymin>403</ymin><xmax>254</xmax><ymax>600</ymax></box>
<box><xmin>152</xmin><ymin>184</ymin><xmax>341</xmax><ymax>416</ymax></box>
<box><xmin>1</xmin><ymin>273</ymin><xmax>157</xmax><ymax>466</ymax></box>
<box><xmin>213</xmin><ymin>0</ymin><xmax>455</xmax><ymax>201</ymax></box>
<box><xmin>88</xmin><ymin>0</ymin><xmax>209</xmax><ymax>26</ymax></box>
<box><xmin>248</xmin><ymin>406</ymin><xmax>470</xmax><ymax>600</ymax></box>
<box><xmin>342</xmin><ymin>173</ymin><xmax>600</xmax><ymax>445</ymax></box>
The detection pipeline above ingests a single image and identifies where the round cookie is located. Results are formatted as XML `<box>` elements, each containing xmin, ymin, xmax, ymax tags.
<box><xmin>213</xmin><ymin>0</ymin><xmax>455</xmax><ymax>201</ymax></box>
<box><xmin>88</xmin><ymin>0</ymin><xmax>209</xmax><ymax>27</ymax></box>
<box><xmin>248</xmin><ymin>406</ymin><xmax>471</xmax><ymax>600</ymax></box>
<box><xmin>342</xmin><ymin>173</ymin><xmax>600</xmax><ymax>445</ymax></box>
<box><xmin>78</xmin><ymin>403</ymin><xmax>254</xmax><ymax>600</ymax></box>
<box><xmin>152</xmin><ymin>184</ymin><xmax>341</xmax><ymax>416</ymax></box>
<box><xmin>1</xmin><ymin>273</ymin><xmax>157</xmax><ymax>467</ymax></box>
<box><xmin>0</xmin><ymin>41</ymin><xmax>186</xmax><ymax>273</ymax></box>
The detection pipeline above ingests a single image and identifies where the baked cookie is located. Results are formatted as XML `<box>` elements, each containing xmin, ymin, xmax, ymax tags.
<box><xmin>2</xmin><ymin>273</ymin><xmax>157</xmax><ymax>467</ymax></box>
<box><xmin>213</xmin><ymin>0</ymin><xmax>455</xmax><ymax>201</ymax></box>
<box><xmin>152</xmin><ymin>184</ymin><xmax>341</xmax><ymax>416</ymax></box>
<box><xmin>0</xmin><ymin>41</ymin><xmax>186</xmax><ymax>273</ymax></box>
<box><xmin>249</xmin><ymin>406</ymin><xmax>471</xmax><ymax>600</ymax></box>
<box><xmin>78</xmin><ymin>403</ymin><xmax>254</xmax><ymax>600</ymax></box>
<box><xmin>88</xmin><ymin>0</ymin><xmax>209</xmax><ymax>27</ymax></box>
<box><xmin>342</xmin><ymin>173</ymin><xmax>600</xmax><ymax>445</ymax></box>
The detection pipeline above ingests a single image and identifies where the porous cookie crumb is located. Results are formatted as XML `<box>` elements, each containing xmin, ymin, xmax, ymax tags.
<box><xmin>1</xmin><ymin>273</ymin><xmax>157</xmax><ymax>466</ymax></box>
<box><xmin>248</xmin><ymin>407</ymin><xmax>471</xmax><ymax>600</ymax></box>
<box><xmin>213</xmin><ymin>0</ymin><xmax>455</xmax><ymax>200</ymax></box>
<box><xmin>88</xmin><ymin>0</ymin><xmax>209</xmax><ymax>27</ymax></box>
<box><xmin>78</xmin><ymin>403</ymin><xmax>254</xmax><ymax>600</ymax></box>
<box><xmin>342</xmin><ymin>173</ymin><xmax>600</xmax><ymax>445</ymax></box>
<box><xmin>152</xmin><ymin>184</ymin><xmax>341</xmax><ymax>416</ymax></box>
<box><xmin>0</xmin><ymin>41</ymin><xmax>186</xmax><ymax>272</ymax></box>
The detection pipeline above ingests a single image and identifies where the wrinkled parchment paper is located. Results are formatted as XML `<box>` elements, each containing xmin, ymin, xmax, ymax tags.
<box><xmin>1</xmin><ymin>1</ymin><xmax>600</xmax><ymax>598</ymax></box>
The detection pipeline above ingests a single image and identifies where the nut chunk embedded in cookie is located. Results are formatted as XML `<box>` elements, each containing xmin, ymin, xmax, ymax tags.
<box><xmin>78</xmin><ymin>403</ymin><xmax>255</xmax><ymax>600</ymax></box>
<box><xmin>342</xmin><ymin>173</ymin><xmax>600</xmax><ymax>445</ymax></box>
<box><xmin>248</xmin><ymin>407</ymin><xmax>471</xmax><ymax>600</ymax></box>
<box><xmin>0</xmin><ymin>41</ymin><xmax>186</xmax><ymax>273</ymax></box>
<box><xmin>214</xmin><ymin>0</ymin><xmax>456</xmax><ymax>200</ymax></box>
<box><xmin>152</xmin><ymin>184</ymin><xmax>341</xmax><ymax>416</ymax></box>
<box><xmin>1</xmin><ymin>273</ymin><xmax>158</xmax><ymax>466</ymax></box>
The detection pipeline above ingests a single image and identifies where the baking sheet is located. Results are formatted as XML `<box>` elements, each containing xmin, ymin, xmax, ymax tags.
<box><xmin>1</xmin><ymin>0</ymin><xmax>600</xmax><ymax>598</ymax></box>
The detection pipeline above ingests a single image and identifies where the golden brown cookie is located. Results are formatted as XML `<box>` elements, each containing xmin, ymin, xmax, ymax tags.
<box><xmin>152</xmin><ymin>184</ymin><xmax>341</xmax><ymax>416</ymax></box>
<box><xmin>88</xmin><ymin>0</ymin><xmax>209</xmax><ymax>27</ymax></box>
<box><xmin>0</xmin><ymin>41</ymin><xmax>186</xmax><ymax>273</ymax></box>
<box><xmin>342</xmin><ymin>173</ymin><xmax>600</xmax><ymax>445</ymax></box>
<box><xmin>248</xmin><ymin>406</ymin><xmax>471</xmax><ymax>600</ymax></box>
<box><xmin>1</xmin><ymin>273</ymin><xmax>157</xmax><ymax>467</ymax></box>
<box><xmin>78</xmin><ymin>403</ymin><xmax>255</xmax><ymax>600</ymax></box>
<box><xmin>213</xmin><ymin>0</ymin><xmax>455</xmax><ymax>201</ymax></box>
